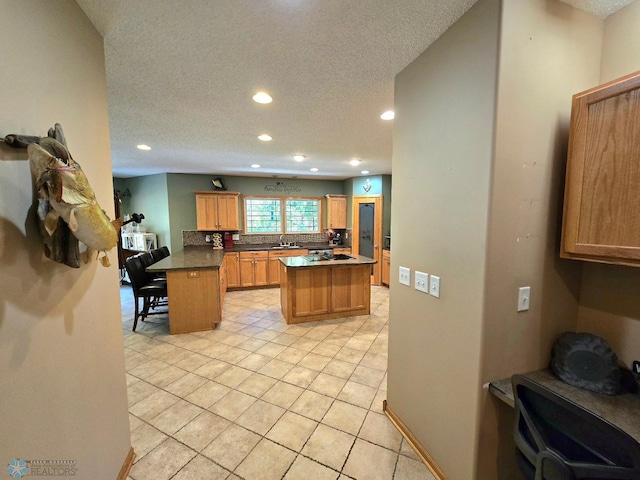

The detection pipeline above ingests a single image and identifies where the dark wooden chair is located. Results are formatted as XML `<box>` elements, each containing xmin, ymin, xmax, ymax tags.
<box><xmin>124</xmin><ymin>255</ymin><xmax>168</xmax><ymax>331</ymax></box>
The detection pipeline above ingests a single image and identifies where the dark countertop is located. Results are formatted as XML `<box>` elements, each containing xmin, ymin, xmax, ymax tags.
<box><xmin>280</xmin><ymin>254</ymin><xmax>376</xmax><ymax>268</ymax></box>
<box><xmin>489</xmin><ymin>369</ymin><xmax>640</xmax><ymax>443</ymax></box>
<box><xmin>147</xmin><ymin>246</ymin><xmax>224</xmax><ymax>272</ymax></box>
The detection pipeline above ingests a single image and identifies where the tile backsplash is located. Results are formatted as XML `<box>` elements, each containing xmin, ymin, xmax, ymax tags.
<box><xmin>183</xmin><ymin>230</ymin><xmax>350</xmax><ymax>247</ymax></box>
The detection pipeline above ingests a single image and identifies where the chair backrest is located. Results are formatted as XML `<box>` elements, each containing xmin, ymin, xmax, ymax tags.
<box><xmin>512</xmin><ymin>374</ymin><xmax>640</xmax><ymax>479</ymax></box>
<box><xmin>150</xmin><ymin>246</ymin><xmax>170</xmax><ymax>262</ymax></box>
<box><xmin>124</xmin><ymin>256</ymin><xmax>148</xmax><ymax>295</ymax></box>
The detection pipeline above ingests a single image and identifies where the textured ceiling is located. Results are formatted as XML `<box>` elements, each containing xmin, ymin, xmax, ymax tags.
<box><xmin>74</xmin><ymin>0</ymin><xmax>636</xmax><ymax>179</ymax></box>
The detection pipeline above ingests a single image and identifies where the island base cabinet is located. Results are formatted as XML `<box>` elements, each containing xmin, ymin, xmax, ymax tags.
<box><xmin>332</xmin><ymin>266</ymin><xmax>369</xmax><ymax>312</ymax></box>
<box><xmin>280</xmin><ymin>263</ymin><xmax>370</xmax><ymax>324</ymax></box>
<box><xmin>167</xmin><ymin>269</ymin><xmax>221</xmax><ymax>334</ymax></box>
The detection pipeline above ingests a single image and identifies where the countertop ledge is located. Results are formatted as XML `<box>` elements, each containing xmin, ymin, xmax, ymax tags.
<box><xmin>489</xmin><ymin>369</ymin><xmax>640</xmax><ymax>443</ymax></box>
<box><xmin>147</xmin><ymin>246</ymin><xmax>225</xmax><ymax>272</ymax></box>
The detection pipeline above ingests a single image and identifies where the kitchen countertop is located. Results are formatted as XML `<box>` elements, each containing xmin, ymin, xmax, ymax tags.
<box><xmin>280</xmin><ymin>254</ymin><xmax>376</xmax><ymax>268</ymax></box>
<box><xmin>147</xmin><ymin>246</ymin><xmax>225</xmax><ymax>272</ymax></box>
<box><xmin>489</xmin><ymin>369</ymin><xmax>640</xmax><ymax>443</ymax></box>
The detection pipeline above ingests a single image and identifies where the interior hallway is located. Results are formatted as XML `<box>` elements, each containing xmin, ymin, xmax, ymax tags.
<box><xmin>121</xmin><ymin>284</ymin><xmax>435</xmax><ymax>480</ymax></box>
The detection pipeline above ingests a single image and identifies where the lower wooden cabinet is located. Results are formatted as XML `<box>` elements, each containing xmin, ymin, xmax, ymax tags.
<box><xmin>224</xmin><ymin>252</ymin><xmax>241</xmax><ymax>288</ymax></box>
<box><xmin>240</xmin><ymin>251</ymin><xmax>269</xmax><ymax>287</ymax></box>
<box><xmin>333</xmin><ymin>247</ymin><xmax>352</xmax><ymax>255</ymax></box>
<box><xmin>268</xmin><ymin>249</ymin><xmax>309</xmax><ymax>285</ymax></box>
<box><xmin>166</xmin><ymin>269</ymin><xmax>221</xmax><ymax>334</ymax></box>
<box><xmin>381</xmin><ymin>250</ymin><xmax>390</xmax><ymax>286</ymax></box>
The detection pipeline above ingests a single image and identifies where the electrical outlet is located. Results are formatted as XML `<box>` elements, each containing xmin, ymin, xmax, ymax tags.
<box><xmin>415</xmin><ymin>271</ymin><xmax>429</xmax><ymax>293</ymax></box>
<box><xmin>399</xmin><ymin>266</ymin><xmax>411</xmax><ymax>286</ymax></box>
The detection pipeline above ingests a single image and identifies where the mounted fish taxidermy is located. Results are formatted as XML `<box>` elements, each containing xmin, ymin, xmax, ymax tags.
<box><xmin>4</xmin><ymin>124</ymin><xmax>121</xmax><ymax>267</ymax></box>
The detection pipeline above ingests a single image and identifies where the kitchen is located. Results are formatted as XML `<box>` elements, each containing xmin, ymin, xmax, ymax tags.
<box><xmin>4</xmin><ymin>1</ymin><xmax>640</xmax><ymax>480</ymax></box>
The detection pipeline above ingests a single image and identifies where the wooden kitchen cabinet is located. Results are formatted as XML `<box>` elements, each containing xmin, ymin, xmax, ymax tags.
<box><xmin>333</xmin><ymin>247</ymin><xmax>351</xmax><ymax>255</ymax></box>
<box><xmin>268</xmin><ymin>249</ymin><xmax>308</xmax><ymax>285</ymax></box>
<box><xmin>326</xmin><ymin>194</ymin><xmax>347</xmax><ymax>229</ymax></box>
<box><xmin>239</xmin><ymin>251</ymin><xmax>269</xmax><ymax>287</ymax></box>
<box><xmin>224</xmin><ymin>252</ymin><xmax>241</xmax><ymax>288</ymax></box>
<box><xmin>195</xmin><ymin>191</ymin><xmax>240</xmax><ymax>231</ymax></box>
<box><xmin>561</xmin><ymin>71</ymin><xmax>640</xmax><ymax>266</ymax></box>
<box><xmin>381</xmin><ymin>250</ymin><xmax>390</xmax><ymax>286</ymax></box>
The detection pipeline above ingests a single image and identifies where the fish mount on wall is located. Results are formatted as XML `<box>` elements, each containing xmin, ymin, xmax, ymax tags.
<box><xmin>3</xmin><ymin>123</ymin><xmax>121</xmax><ymax>268</ymax></box>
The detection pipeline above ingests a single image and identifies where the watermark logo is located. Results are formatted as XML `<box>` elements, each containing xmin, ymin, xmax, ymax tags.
<box><xmin>6</xmin><ymin>459</ymin><xmax>77</xmax><ymax>477</ymax></box>
<box><xmin>6</xmin><ymin>460</ymin><xmax>28</xmax><ymax>479</ymax></box>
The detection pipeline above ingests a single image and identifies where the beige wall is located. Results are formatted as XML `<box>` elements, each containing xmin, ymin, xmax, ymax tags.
<box><xmin>479</xmin><ymin>1</ymin><xmax>602</xmax><ymax>478</ymax></box>
<box><xmin>0</xmin><ymin>1</ymin><xmax>131</xmax><ymax>478</ymax></box>
<box><xmin>576</xmin><ymin>0</ymin><xmax>640</xmax><ymax>366</ymax></box>
<box><xmin>390</xmin><ymin>0</ymin><xmax>603</xmax><ymax>479</ymax></box>
<box><xmin>388</xmin><ymin>0</ymin><xmax>500</xmax><ymax>478</ymax></box>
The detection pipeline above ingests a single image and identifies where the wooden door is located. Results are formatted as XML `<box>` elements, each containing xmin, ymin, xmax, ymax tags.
<box><xmin>352</xmin><ymin>195</ymin><xmax>383</xmax><ymax>285</ymax></box>
<box><xmin>239</xmin><ymin>256</ymin><xmax>256</xmax><ymax>286</ymax></box>
<box><xmin>196</xmin><ymin>194</ymin><xmax>218</xmax><ymax>230</ymax></box>
<box><xmin>327</xmin><ymin>195</ymin><xmax>347</xmax><ymax>229</ymax></box>
<box><xmin>561</xmin><ymin>71</ymin><xmax>640</xmax><ymax>266</ymax></box>
<box><xmin>381</xmin><ymin>250</ymin><xmax>390</xmax><ymax>286</ymax></box>
<box><xmin>217</xmin><ymin>194</ymin><xmax>240</xmax><ymax>230</ymax></box>
<box><xmin>225</xmin><ymin>252</ymin><xmax>240</xmax><ymax>287</ymax></box>
<box><xmin>254</xmin><ymin>257</ymin><xmax>269</xmax><ymax>286</ymax></box>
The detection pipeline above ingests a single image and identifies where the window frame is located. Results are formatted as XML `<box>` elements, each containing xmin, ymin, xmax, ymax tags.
<box><xmin>243</xmin><ymin>195</ymin><xmax>323</xmax><ymax>234</ymax></box>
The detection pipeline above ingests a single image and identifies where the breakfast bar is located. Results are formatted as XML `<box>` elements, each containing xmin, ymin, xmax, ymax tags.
<box><xmin>279</xmin><ymin>254</ymin><xmax>377</xmax><ymax>324</ymax></box>
<box><xmin>147</xmin><ymin>247</ymin><xmax>225</xmax><ymax>334</ymax></box>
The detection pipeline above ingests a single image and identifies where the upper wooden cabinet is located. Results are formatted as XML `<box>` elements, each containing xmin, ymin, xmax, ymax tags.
<box><xmin>326</xmin><ymin>194</ymin><xmax>347</xmax><ymax>229</ymax></box>
<box><xmin>195</xmin><ymin>192</ymin><xmax>240</xmax><ymax>231</ymax></box>
<box><xmin>561</xmin><ymin>71</ymin><xmax>640</xmax><ymax>267</ymax></box>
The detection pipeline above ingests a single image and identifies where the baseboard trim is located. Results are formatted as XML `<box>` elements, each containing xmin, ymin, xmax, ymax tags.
<box><xmin>383</xmin><ymin>400</ymin><xmax>447</xmax><ymax>480</ymax></box>
<box><xmin>117</xmin><ymin>447</ymin><xmax>135</xmax><ymax>480</ymax></box>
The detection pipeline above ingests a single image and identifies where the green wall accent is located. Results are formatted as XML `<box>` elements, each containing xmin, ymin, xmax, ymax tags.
<box><xmin>114</xmin><ymin>174</ymin><xmax>171</xmax><ymax>250</ymax></box>
<box><xmin>116</xmin><ymin>173</ymin><xmax>355</xmax><ymax>252</ymax></box>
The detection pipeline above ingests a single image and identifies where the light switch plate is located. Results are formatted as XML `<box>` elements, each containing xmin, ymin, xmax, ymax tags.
<box><xmin>429</xmin><ymin>275</ymin><xmax>440</xmax><ymax>298</ymax></box>
<box><xmin>518</xmin><ymin>286</ymin><xmax>530</xmax><ymax>312</ymax></box>
<box><xmin>399</xmin><ymin>266</ymin><xmax>411</xmax><ymax>286</ymax></box>
<box><xmin>232</xmin><ymin>233</ymin><xmax>240</xmax><ymax>241</ymax></box>
<box><xmin>415</xmin><ymin>271</ymin><xmax>429</xmax><ymax>293</ymax></box>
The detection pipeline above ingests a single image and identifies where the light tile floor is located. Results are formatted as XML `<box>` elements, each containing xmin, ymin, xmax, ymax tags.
<box><xmin>121</xmin><ymin>284</ymin><xmax>435</xmax><ymax>480</ymax></box>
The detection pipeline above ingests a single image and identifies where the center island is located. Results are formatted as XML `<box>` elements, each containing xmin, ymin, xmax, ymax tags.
<box><xmin>279</xmin><ymin>254</ymin><xmax>377</xmax><ymax>324</ymax></box>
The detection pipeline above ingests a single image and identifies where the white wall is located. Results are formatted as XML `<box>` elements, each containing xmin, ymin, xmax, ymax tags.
<box><xmin>0</xmin><ymin>1</ymin><xmax>131</xmax><ymax>478</ymax></box>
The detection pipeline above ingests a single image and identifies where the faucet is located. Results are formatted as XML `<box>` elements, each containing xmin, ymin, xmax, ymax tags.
<box><xmin>279</xmin><ymin>234</ymin><xmax>287</xmax><ymax>246</ymax></box>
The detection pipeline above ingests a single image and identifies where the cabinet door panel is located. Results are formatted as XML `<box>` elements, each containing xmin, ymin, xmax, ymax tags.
<box><xmin>196</xmin><ymin>195</ymin><xmax>218</xmax><ymax>230</ymax></box>
<box><xmin>240</xmin><ymin>258</ymin><xmax>255</xmax><ymax>286</ymax></box>
<box><xmin>225</xmin><ymin>253</ymin><xmax>241</xmax><ymax>287</ymax></box>
<box><xmin>562</xmin><ymin>72</ymin><xmax>640</xmax><ymax>265</ymax></box>
<box><xmin>254</xmin><ymin>258</ymin><xmax>269</xmax><ymax>286</ymax></box>
<box><xmin>218</xmin><ymin>195</ymin><xmax>239</xmax><ymax>230</ymax></box>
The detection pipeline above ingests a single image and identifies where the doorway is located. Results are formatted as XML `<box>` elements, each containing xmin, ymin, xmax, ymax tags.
<box><xmin>352</xmin><ymin>195</ymin><xmax>383</xmax><ymax>285</ymax></box>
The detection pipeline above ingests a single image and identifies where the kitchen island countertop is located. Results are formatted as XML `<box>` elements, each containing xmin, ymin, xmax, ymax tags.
<box><xmin>147</xmin><ymin>246</ymin><xmax>224</xmax><ymax>272</ymax></box>
<box><xmin>280</xmin><ymin>254</ymin><xmax>376</xmax><ymax>268</ymax></box>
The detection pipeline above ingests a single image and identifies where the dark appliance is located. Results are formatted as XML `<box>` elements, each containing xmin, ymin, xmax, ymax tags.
<box><xmin>224</xmin><ymin>232</ymin><xmax>234</xmax><ymax>249</ymax></box>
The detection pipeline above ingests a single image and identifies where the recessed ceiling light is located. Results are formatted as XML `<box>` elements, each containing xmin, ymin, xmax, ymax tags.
<box><xmin>251</xmin><ymin>164</ymin><xmax>260</xmax><ymax>168</ymax></box>
<box><xmin>137</xmin><ymin>144</ymin><xmax>151</xmax><ymax>151</ymax></box>
<box><xmin>253</xmin><ymin>92</ymin><xmax>272</xmax><ymax>104</ymax></box>
<box><xmin>361</xmin><ymin>170</ymin><xmax>370</xmax><ymax>174</ymax></box>
<box><xmin>380</xmin><ymin>110</ymin><xmax>395</xmax><ymax>120</ymax></box>
<box><xmin>293</xmin><ymin>155</ymin><xmax>305</xmax><ymax>162</ymax></box>
<box><xmin>310</xmin><ymin>167</ymin><xmax>319</xmax><ymax>172</ymax></box>
<box><xmin>258</xmin><ymin>134</ymin><xmax>272</xmax><ymax>142</ymax></box>
<box><xmin>349</xmin><ymin>158</ymin><xmax>361</xmax><ymax>166</ymax></box>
